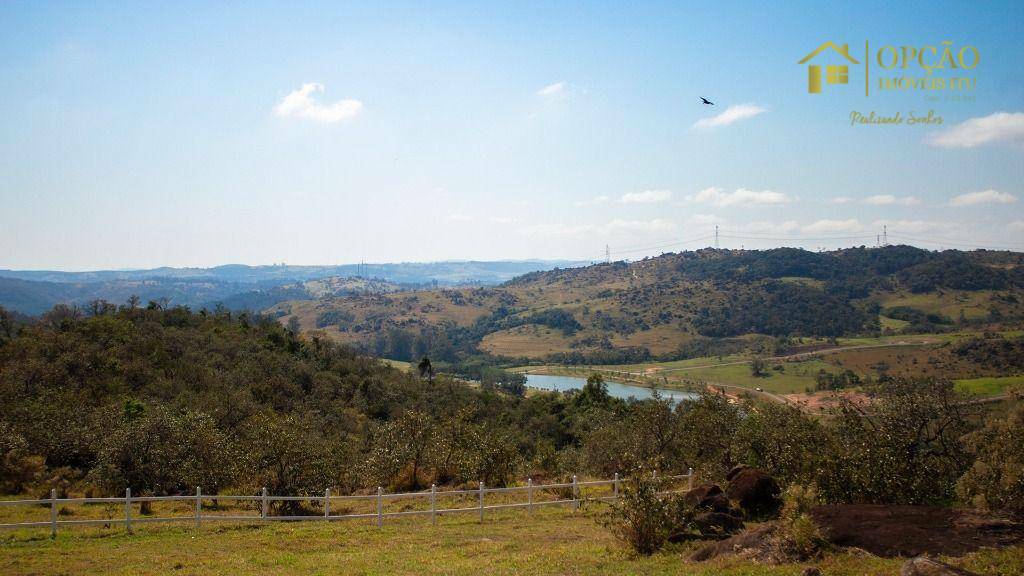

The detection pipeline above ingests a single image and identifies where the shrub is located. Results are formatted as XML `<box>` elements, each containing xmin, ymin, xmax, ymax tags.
<box><xmin>731</xmin><ymin>402</ymin><xmax>827</xmax><ymax>486</ymax></box>
<box><xmin>818</xmin><ymin>378</ymin><xmax>974</xmax><ymax>505</ymax></box>
<box><xmin>0</xmin><ymin>421</ymin><xmax>45</xmax><ymax>494</ymax></box>
<box><xmin>957</xmin><ymin>397</ymin><xmax>1024</xmax><ymax>517</ymax></box>
<box><xmin>767</xmin><ymin>484</ymin><xmax>827</xmax><ymax>562</ymax></box>
<box><xmin>603</xmin><ymin>477</ymin><xmax>695</xmax><ymax>555</ymax></box>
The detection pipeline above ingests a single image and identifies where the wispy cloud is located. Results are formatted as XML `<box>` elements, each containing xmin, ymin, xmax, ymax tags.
<box><xmin>274</xmin><ymin>83</ymin><xmax>363</xmax><ymax>123</ymax></box>
<box><xmin>745</xmin><ymin>220</ymin><xmax>800</xmax><ymax>233</ymax></box>
<box><xmin>574</xmin><ymin>195</ymin><xmax>609</xmax><ymax>207</ymax></box>
<box><xmin>606</xmin><ymin>218</ymin><xmax>674</xmax><ymax>233</ymax></box>
<box><xmin>693</xmin><ymin>103</ymin><xmax>767</xmax><ymax>129</ymax></box>
<box><xmin>518</xmin><ymin>218</ymin><xmax>673</xmax><ymax>239</ymax></box>
<box><xmin>802</xmin><ymin>219</ymin><xmax>863</xmax><ymax>234</ymax></box>
<box><xmin>687</xmin><ymin>214</ymin><xmax>724</xmax><ymax>226</ymax></box>
<box><xmin>448</xmin><ymin>212</ymin><xmax>474</xmax><ymax>222</ymax></box>
<box><xmin>949</xmin><ymin>189</ymin><xmax>1017</xmax><ymax>206</ymax></box>
<box><xmin>830</xmin><ymin>197</ymin><xmax>854</xmax><ymax>204</ymax></box>
<box><xmin>489</xmin><ymin>216</ymin><xmax>519</xmax><ymax>224</ymax></box>
<box><xmin>685</xmin><ymin>187</ymin><xmax>792</xmax><ymax>207</ymax></box>
<box><xmin>926</xmin><ymin>111</ymin><xmax>1024</xmax><ymax>148</ymax></box>
<box><xmin>871</xmin><ymin>219</ymin><xmax>945</xmax><ymax>234</ymax></box>
<box><xmin>621</xmin><ymin>190</ymin><xmax>671</xmax><ymax>204</ymax></box>
<box><xmin>864</xmin><ymin>194</ymin><xmax>921</xmax><ymax>206</ymax></box>
<box><xmin>536</xmin><ymin>82</ymin><xmax>567</xmax><ymax>98</ymax></box>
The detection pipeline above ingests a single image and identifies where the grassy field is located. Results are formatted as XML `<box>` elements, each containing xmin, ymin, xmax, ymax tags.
<box><xmin>675</xmin><ymin>359</ymin><xmax>836</xmax><ymax>394</ymax></box>
<box><xmin>514</xmin><ymin>331</ymin><xmax>1024</xmax><ymax>398</ymax></box>
<box><xmin>954</xmin><ymin>375</ymin><xmax>1024</xmax><ymax>396</ymax></box>
<box><xmin>3</xmin><ymin>506</ymin><xmax>1021</xmax><ymax>575</ymax></box>
<box><xmin>878</xmin><ymin>289</ymin><xmax>997</xmax><ymax>321</ymax></box>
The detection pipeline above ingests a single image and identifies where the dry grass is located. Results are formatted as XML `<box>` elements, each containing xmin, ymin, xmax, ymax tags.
<box><xmin>5</xmin><ymin>504</ymin><xmax>1022</xmax><ymax>575</ymax></box>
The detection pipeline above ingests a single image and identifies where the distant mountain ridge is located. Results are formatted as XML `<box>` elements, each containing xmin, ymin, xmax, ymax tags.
<box><xmin>0</xmin><ymin>260</ymin><xmax>586</xmax><ymax>315</ymax></box>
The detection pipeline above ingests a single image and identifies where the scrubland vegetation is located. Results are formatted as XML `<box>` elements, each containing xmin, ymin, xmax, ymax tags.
<box><xmin>1</xmin><ymin>303</ymin><xmax>1021</xmax><ymax>516</ymax></box>
<box><xmin>2</xmin><ymin>246</ymin><xmax>1023</xmax><ymax>574</ymax></box>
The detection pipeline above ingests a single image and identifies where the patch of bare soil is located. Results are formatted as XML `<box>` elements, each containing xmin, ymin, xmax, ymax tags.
<box><xmin>692</xmin><ymin>505</ymin><xmax>1024</xmax><ymax>562</ymax></box>
<box><xmin>810</xmin><ymin>505</ymin><xmax>1023</xmax><ymax>558</ymax></box>
<box><xmin>783</xmin><ymin>391</ymin><xmax>871</xmax><ymax>411</ymax></box>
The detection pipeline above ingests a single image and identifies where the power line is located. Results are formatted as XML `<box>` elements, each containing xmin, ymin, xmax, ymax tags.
<box><xmin>888</xmin><ymin>233</ymin><xmax>1024</xmax><ymax>251</ymax></box>
<box><xmin>716</xmin><ymin>231</ymin><xmax>876</xmax><ymax>240</ymax></box>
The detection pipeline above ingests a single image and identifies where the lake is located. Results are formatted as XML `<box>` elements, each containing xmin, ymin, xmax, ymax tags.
<box><xmin>525</xmin><ymin>374</ymin><xmax>699</xmax><ymax>402</ymax></box>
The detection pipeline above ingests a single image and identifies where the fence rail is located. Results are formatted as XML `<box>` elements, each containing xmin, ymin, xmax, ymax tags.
<box><xmin>0</xmin><ymin>470</ymin><xmax>693</xmax><ymax>538</ymax></box>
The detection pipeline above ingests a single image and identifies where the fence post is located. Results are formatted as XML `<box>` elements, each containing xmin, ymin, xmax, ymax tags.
<box><xmin>430</xmin><ymin>484</ymin><xmax>437</xmax><ymax>526</ymax></box>
<box><xmin>50</xmin><ymin>488</ymin><xmax>57</xmax><ymax>539</ymax></box>
<box><xmin>195</xmin><ymin>486</ymin><xmax>201</xmax><ymax>529</ymax></box>
<box><xmin>261</xmin><ymin>487</ymin><xmax>268</xmax><ymax>519</ymax></box>
<box><xmin>124</xmin><ymin>488</ymin><xmax>132</xmax><ymax>534</ymax></box>
<box><xmin>376</xmin><ymin>486</ymin><xmax>383</xmax><ymax>528</ymax></box>
<box><xmin>572</xmin><ymin>475</ymin><xmax>578</xmax><ymax>511</ymax></box>
<box><xmin>324</xmin><ymin>488</ymin><xmax>330</xmax><ymax>519</ymax></box>
<box><xmin>478</xmin><ymin>481</ymin><xmax>484</xmax><ymax>523</ymax></box>
<box><xmin>688</xmin><ymin>467</ymin><xmax>694</xmax><ymax>491</ymax></box>
<box><xmin>613</xmin><ymin>473</ymin><xmax>619</xmax><ymax>500</ymax></box>
<box><xmin>527</xmin><ymin>478</ymin><xmax>533</xmax><ymax>515</ymax></box>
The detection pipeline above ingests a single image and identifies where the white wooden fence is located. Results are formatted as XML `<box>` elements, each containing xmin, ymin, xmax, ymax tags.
<box><xmin>0</xmin><ymin>470</ymin><xmax>693</xmax><ymax>538</ymax></box>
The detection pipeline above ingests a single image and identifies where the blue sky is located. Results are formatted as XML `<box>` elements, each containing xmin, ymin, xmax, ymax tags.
<box><xmin>1</xmin><ymin>1</ymin><xmax>1022</xmax><ymax>269</ymax></box>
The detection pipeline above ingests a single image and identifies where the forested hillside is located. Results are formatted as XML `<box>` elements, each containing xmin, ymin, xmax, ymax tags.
<box><xmin>273</xmin><ymin>246</ymin><xmax>1024</xmax><ymax>364</ymax></box>
<box><xmin>1</xmin><ymin>303</ymin><xmax>1020</xmax><ymax>523</ymax></box>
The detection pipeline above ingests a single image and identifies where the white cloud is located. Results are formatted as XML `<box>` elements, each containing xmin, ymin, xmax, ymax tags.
<box><xmin>693</xmin><ymin>103</ymin><xmax>767</xmax><ymax>129</ymax></box>
<box><xmin>864</xmin><ymin>194</ymin><xmax>921</xmax><ymax>206</ymax></box>
<box><xmin>536</xmin><ymin>82</ymin><xmax>566</xmax><ymax>98</ymax></box>
<box><xmin>518</xmin><ymin>218</ymin><xmax>673</xmax><ymax>239</ymax></box>
<box><xmin>606</xmin><ymin>218</ymin><xmax>674</xmax><ymax>233</ymax></box>
<box><xmin>685</xmin><ymin>187</ymin><xmax>793</xmax><ymax>207</ymax></box>
<box><xmin>926</xmin><ymin>111</ymin><xmax>1024</xmax><ymax>148</ymax></box>
<box><xmin>489</xmin><ymin>216</ymin><xmax>518</xmax><ymax>224</ymax></box>
<box><xmin>949</xmin><ymin>189</ymin><xmax>1017</xmax><ymax>206</ymax></box>
<box><xmin>831</xmin><ymin>197</ymin><xmax>854</xmax><ymax>204</ymax></box>
<box><xmin>687</xmin><ymin>214</ymin><xmax>724</xmax><ymax>226</ymax></box>
<box><xmin>574</xmin><ymin>195</ymin><xmax>610</xmax><ymax>207</ymax></box>
<box><xmin>621</xmin><ymin>190</ymin><xmax>671</xmax><ymax>204</ymax></box>
<box><xmin>448</xmin><ymin>213</ymin><xmax>473</xmax><ymax>222</ymax></box>
<box><xmin>744</xmin><ymin>220</ymin><xmax>800</xmax><ymax>234</ymax></box>
<box><xmin>274</xmin><ymin>83</ymin><xmax>363</xmax><ymax>123</ymax></box>
<box><xmin>871</xmin><ymin>219</ymin><xmax>945</xmax><ymax>234</ymax></box>
<box><xmin>517</xmin><ymin>223</ymin><xmax>595</xmax><ymax>239</ymax></box>
<box><xmin>802</xmin><ymin>219</ymin><xmax>863</xmax><ymax>234</ymax></box>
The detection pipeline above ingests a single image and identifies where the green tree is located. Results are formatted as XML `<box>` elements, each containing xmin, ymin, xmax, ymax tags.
<box><xmin>732</xmin><ymin>401</ymin><xmax>826</xmax><ymax>486</ymax></box>
<box><xmin>750</xmin><ymin>357</ymin><xmax>767</xmax><ymax>377</ymax></box>
<box><xmin>243</xmin><ymin>413</ymin><xmax>337</xmax><ymax>514</ymax></box>
<box><xmin>818</xmin><ymin>378</ymin><xmax>974</xmax><ymax>505</ymax></box>
<box><xmin>364</xmin><ymin>410</ymin><xmax>436</xmax><ymax>490</ymax></box>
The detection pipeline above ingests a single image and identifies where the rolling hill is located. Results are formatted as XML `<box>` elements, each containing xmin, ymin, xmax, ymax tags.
<box><xmin>271</xmin><ymin>246</ymin><xmax>1024</xmax><ymax>363</ymax></box>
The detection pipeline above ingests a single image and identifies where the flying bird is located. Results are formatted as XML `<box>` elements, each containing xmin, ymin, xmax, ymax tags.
<box><xmin>700</xmin><ymin>97</ymin><xmax>714</xmax><ymax>105</ymax></box>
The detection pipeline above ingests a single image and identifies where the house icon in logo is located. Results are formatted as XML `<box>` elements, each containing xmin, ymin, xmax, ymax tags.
<box><xmin>798</xmin><ymin>42</ymin><xmax>859</xmax><ymax>93</ymax></box>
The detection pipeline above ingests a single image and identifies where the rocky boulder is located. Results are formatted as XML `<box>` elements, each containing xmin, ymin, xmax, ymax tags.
<box><xmin>726</xmin><ymin>466</ymin><xmax>781</xmax><ymax>518</ymax></box>
<box><xmin>683</xmin><ymin>483</ymin><xmax>731</xmax><ymax>513</ymax></box>
<box><xmin>694</xmin><ymin>511</ymin><xmax>745</xmax><ymax>539</ymax></box>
